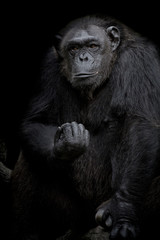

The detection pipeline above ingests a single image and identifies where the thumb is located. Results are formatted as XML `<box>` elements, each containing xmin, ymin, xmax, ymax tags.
<box><xmin>54</xmin><ymin>126</ymin><xmax>62</xmax><ymax>144</ymax></box>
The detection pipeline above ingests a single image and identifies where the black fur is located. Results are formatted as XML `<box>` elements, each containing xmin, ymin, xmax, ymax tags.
<box><xmin>11</xmin><ymin>15</ymin><xmax>160</xmax><ymax>240</ymax></box>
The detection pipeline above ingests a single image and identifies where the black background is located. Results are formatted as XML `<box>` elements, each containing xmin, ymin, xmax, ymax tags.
<box><xmin>1</xmin><ymin>1</ymin><xmax>160</xmax><ymax>165</ymax></box>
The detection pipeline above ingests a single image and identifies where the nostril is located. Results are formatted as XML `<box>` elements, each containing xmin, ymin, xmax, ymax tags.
<box><xmin>79</xmin><ymin>53</ymin><xmax>88</xmax><ymax>61</ymax></box>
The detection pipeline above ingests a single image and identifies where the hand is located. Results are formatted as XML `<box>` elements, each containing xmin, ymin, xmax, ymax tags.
<box><xmin>95</xmin><ymin>196</ymin><xmax>139</xmax><ymax>239</ymax></box>
<box><xmin>54</xmin><ymin>122</ymin><xmax>90</xmax><ymax>160</ymax></box>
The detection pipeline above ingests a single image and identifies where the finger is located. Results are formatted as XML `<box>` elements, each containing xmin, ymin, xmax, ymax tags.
<box><xmin>84</xmin><ymin>129</ymin><xmax>90</xmax><ymax>147</ymax></box>
<box><xmin>78</xmin><ymin>123</ymin><xmax>85</xmax><ymax>134</ymax></box>
<box><xmin>61</xmin><ymin>123</ymin><xmax>73</xmax><ymax>140</ymax></box>
<box><xmin>110</xmin><ymin>224</ymin><xmax>121</xmax><ymax>239</ymax></box>
<box><xmin>78</xmin><ymin>123</ymin><xmax>85</xmax><ymax>142</ymax></box>
<box><xmin>105</xmin><ymin>215</ymin><xmax>112</xmax><ymax>228</ymax></box>
<box><xmin>119</xmin><ymin>224</ymin><xmax>128</xmax><ymax>239</ymax></box>
<box><xmin>95</xmin><ymin>209</ymin><xmax>105</xmax><ymax>224</ymax></box>
<box><xmin>120</xmin><ymin>224</ymin><xmax>137</xmax><ymax>239</ymax></box>
<box><xmin>54</xmin><ymin>126</ymin><xmax>62</xmax><ymax>143</ymax></box>
<box><xmin>61</xmin><ymin>122</ymin><xmax>70</xmax><ymax>128</ymax></box>
<box><xmin>71</xmin><ymin>122</ymin><xmax>79</xmax><ymax>138</ymax></box>
<box><xmin>95</xmin><ymin>208</ymin><xmax>109</xmax><ymax>224</ymax></box>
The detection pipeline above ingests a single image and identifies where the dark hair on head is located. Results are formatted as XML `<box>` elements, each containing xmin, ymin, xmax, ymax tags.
<box><xmin>58</xmin><ymin>14</ymin><xmax>123</xmax><ymax>38</ymax></box>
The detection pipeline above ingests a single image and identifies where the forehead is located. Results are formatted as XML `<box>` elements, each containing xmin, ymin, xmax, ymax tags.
<box><xmin>61</xmin><ymin>25</ymin><xmax>106</xmax><ymax>46</ymax></box>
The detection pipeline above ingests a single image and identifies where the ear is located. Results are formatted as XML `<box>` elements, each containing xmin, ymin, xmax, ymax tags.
<box><xmin>52</xmin><ymin>34</ymin><xmax>63</xmax><ymax>58</ymax></box>
<box><xmin>53</xmin><ymin>34</ymin><xmax>62</xmax><ymax>50</ymax></box>
<box><xmin>106</xmin><ymin>26</ymin><xmax>120</xmax><ymax>51</ymax></box>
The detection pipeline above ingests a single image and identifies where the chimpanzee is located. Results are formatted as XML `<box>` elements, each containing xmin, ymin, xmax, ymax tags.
<box><xmin>11</xmin><ymin>15</ymin><xmax>160</xmax><ymax>240</ymax></box>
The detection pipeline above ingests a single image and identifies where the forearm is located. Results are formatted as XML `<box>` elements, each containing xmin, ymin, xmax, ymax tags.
<box><xmin>20</xmin><ymin>123</ymin><xmax>58</xmax><ymax>162</ymax></box>
<box><xmin>112</xmin><ymin>119</ymin><xmax>159</xmax><ymax>202</ymax></box>
<box><xmin>20</xmin><ymin>121</ymin><xmax>90</xmax><ymax>170</ymax></box>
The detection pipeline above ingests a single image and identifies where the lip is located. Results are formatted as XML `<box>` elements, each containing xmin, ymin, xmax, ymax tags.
<box><xmin>73</xmin><ymin>72</ymin><xmax>98</xmax><ymax>78</ymax></box>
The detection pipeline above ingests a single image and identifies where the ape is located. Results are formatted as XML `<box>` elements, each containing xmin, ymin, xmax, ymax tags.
<box><xmin>11</xmin><ymin>15</ymin><xmax>160</xmax><ymax>240</ymax></box>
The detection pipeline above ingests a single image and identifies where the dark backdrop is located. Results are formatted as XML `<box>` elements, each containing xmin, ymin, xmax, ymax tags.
<box><xmin>1</xmin><ymin>1</ymin><xmax>160</xmax><ymax>167</ymax></box>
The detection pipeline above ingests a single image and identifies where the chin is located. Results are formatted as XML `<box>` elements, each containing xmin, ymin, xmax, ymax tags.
<box><xmin>71</xmin><ymin>75</ymin><xmax>103</xmax><ymax>90</ymax></box>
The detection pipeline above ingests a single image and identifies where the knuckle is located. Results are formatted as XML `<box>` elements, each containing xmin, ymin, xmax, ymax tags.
<box><xmin>85</xmin><ymin>129</ymin><xmax>89</xmax><ymax>134</ymax></box>
<box><xmin>62</xmin><ymin>123</ymin><xmax>70</xmax><ymax>128</ymax></box>
<box><xmin>71</xmin><ymin>121</ymin><xmax>79</xmax><ymax>129</ymax></box>
<box><xmin>61</xmin><ymin>122</ymin><xmax>70</xmax><ymax>128</ymax></box>
<box><xmin>71</xmin><ymin>121</ymin><xmax>78</xmax><ymax>124</ymax></box>
<box><xmin>78</xmin><ymin>123</ymin><xmax>84</xmax><ymax>127</ymax></box>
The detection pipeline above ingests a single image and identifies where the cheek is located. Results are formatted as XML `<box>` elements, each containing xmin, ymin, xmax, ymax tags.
<box><xmin>61</xmin><ymin>59</ymin><xmax>72</xmax><ymax>77</ymax></box>
<box><xmin>99</xmin><ymin>52</ymin><xmax>113</xmax><ymax>73</ymax></box>
<box><xmin>93</xmin><ymin>50</ymin><xmax>110</xmax><ymax>68</ymax></box>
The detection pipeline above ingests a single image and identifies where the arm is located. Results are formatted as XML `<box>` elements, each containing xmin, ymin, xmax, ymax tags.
<box><xmin>96</xmin><ymin>117</ymin><xmax>159</xmax><ymax>238</ymax></box>
<box><xmin>20</xmin><ymin>123</ymin><xmax>57</xmax><ymax>162</ymax></box>
<box><xmin>112</xmin><ymin>117</ymin><xmax>159</xmax><ymax>200</ymax></box>
<box><xmin>20</xmin><ymin>121</ymin><xmax>90</xmax><ymax>167</ymax></box>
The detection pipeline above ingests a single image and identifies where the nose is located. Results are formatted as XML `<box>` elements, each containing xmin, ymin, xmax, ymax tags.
<box><xmin>79</xmin><ymin>52</ymin><xmax>88</xmax><ymax>61</ymax></box>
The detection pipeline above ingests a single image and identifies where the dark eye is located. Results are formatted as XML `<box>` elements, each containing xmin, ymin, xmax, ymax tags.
<box><xmin>69</xmin><ymin>45</ymin><xmax>79</xmax><ymax>54</ymax></box>
<box><xmin>88</xmin><ymin>44</ymin><xmax>99</xmax><ymax>51</ymax></box>
<box><xmin>72</xmin><ymin>46</ymin><xmax>79</xmax><ymax>50</ymax></box>
<box><xmin>89</xmin><ymin>44</ymin><xmax>98</xmax><ymax>48</ymax></box>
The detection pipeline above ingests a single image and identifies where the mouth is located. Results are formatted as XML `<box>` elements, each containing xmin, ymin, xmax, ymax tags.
<box><xmin>73</xmin><ymin>72</ymin><xmax>98</xmax><ymax>78</ymax></box>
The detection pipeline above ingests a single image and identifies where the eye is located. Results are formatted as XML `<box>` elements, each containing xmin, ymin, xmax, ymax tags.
<box><xmin>71</xmin><ymin>46</ymin><xmax>79</xmax><ymax>50</ymax></box>
<box><xmin>89</xmin><ymin>44</ymin><xmax>98</xmax><ymax>48</ymax></box>
<box><xmin>68</xmin><ymin>45</ymin><xmax>79</xmax><ymax>54</ymax></box>
<box><xmin>88</xmin><ymin>44</ymin><xmax>99</xmax><ymax>50</ymax></box>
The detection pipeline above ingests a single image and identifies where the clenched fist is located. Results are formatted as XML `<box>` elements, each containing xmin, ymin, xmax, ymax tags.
<box><xmin>54</xmin><ymin>122</ymin><xmax>90</xmax><ymax>160</ymax></box>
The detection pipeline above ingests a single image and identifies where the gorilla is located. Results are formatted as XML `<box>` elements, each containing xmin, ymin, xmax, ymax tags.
<box><xmin>11</xmin><ymin>15</ymin><xmax>160</xmax><ymax>240</ymax></box>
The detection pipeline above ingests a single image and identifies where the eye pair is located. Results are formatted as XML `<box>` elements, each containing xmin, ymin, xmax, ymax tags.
<box><xmin>69</xmin><ymin>44</ymin><xmax>99</xmax><ymax>52</ymax></box>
